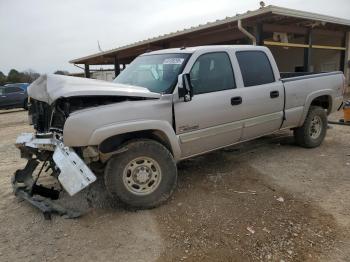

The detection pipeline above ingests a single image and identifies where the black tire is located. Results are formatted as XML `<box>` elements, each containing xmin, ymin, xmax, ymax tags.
<box><xmin>104</xmin><ymin>139</ymin><xmax>177</xmax><ymax>209</ymax></box>
<box><xmin>23</xmin><ymin>99</ymin><xmax>28</xmax><ymax>110</ymax></box>
<box><xmin>294</xmin><ymin>106</ymin><xmax>327</xmax><ymax>148</ymax></box>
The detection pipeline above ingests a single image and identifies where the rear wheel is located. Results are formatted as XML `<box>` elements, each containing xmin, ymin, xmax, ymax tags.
<box><xmin>294</xmin><ymin>106</ymin><xmax>327</xmax><ymax>148</ymax></box>
<box><xmin>104</xmin><ymin>139</ymin><xmax>177</xmax><ymax>209</ymax></box>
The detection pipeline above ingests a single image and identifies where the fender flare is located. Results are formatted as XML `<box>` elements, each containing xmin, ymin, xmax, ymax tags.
<box><xmin>88</xmin><ymin>120</ymin><xmax>182</xmax><ymax>160</ymax></box>
<box><xmin>299</xmin><ymin>89</ymin><xmax>334</xmax><ymax>126</ymax></box>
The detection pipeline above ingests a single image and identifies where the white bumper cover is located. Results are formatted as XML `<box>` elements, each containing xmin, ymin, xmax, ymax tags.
<box><xmin>16</xmin><ymin>133</ymin><xmax>96</xmax><ymax>196</ymax></box>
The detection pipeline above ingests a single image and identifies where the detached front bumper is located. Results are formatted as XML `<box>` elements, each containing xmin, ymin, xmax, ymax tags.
<box><xmin>13</xmin><ymin>133</ymin><xmax>97</xmax><ymax>219</ymax></box>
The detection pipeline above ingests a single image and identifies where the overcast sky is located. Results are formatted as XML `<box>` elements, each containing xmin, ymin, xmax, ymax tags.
<box><xmin>0</xmin><ymin>0</ymin><xmax>349</xmax><ymax>75</ymax></box>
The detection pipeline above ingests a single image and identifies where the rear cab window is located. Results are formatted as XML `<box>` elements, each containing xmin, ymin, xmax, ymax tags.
<box><xmin>236</xmin><ymin>51</ymin><xmax>275</xmax><ymax>87</ymax></box>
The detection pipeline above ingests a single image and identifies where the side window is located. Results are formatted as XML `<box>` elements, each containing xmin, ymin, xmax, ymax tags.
<box><xmin>190</xmin><ymin>52</ymin><xmax>235</xmax><ymax>95</ymax></box>
<box><xmin>236</xmin><ymin>51</ymin><xmax>275</xmax><ymax>87</ymax></box>
<box><xmin>5</xmin><ymin>86</ymin><xmax>22</xmax><ymax>93</ymax></box>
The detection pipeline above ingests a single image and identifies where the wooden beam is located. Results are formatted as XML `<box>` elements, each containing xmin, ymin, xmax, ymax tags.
<box><xmin>304</xmin><ymin>28</ymin><xmax>312</xmax><ymax>72</ymax></box>
<box><xmin>84</xmin><ymin>64</ymin><xmax>90</xmax><ymax>78</ymax></box>
<box><xmin>340</xmin><ymin>32</ymin><xmax>346</xmax><ymax>72</ymax></box>
<box><xmin>114</xmin><ymin>56</ymin><xmax>120</xmax><ymax>77</ymax></box>
<box><xmin>343</xmin><ymin>31</ymin><xmax>350</xmax><ymax>88</ymax></box>
<box><xmin>255</xmin><ymin>23</ymin><xmax>264</xmax><ymax>46</ymax></box>
<box><xmin>264</xmin><ymin>41</ymin><xmax>346</xmax><ymax>50</ymax></box>
<box><xmin>263</xmin><ymin>23</ymin><xmax>344</xmax><ymax>37</ymax></box>
<box><xmin>312</xmin><ymin>45</ymin><xmax>346</xmax><ymax>51</ymax></box>
<box><xmin>264</xmin><ymin>41</ymin><xmax>308</xmax><ymax>48</ymax></box>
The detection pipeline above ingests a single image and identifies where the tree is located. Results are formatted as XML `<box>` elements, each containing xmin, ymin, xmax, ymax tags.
<box><xmin>6</xmin><ymin>69</ymin><xmax>22</xmax><ymax>83</ymax></box>
<box><xmin>0</xmin><ymin>71</ymin><xmax>6</xmax><ymax>85</ymax></box>
<box><xmin>21</xmin><ymin>70</ymin><xmax>40</xmax><ymax>83</ymax></box>
<box><xmin>5</xmin><ymin>69</ymin><xmax>40</xmax><ymax>84</ymax></box>
<box><xmin>54</xmin><ymin>70</ymin><xmax>69</xmax><ymax>75</ymax></box>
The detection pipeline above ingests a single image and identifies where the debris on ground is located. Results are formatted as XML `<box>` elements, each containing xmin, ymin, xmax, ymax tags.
<box><xmin>233</xmin><ymin>190</ymin><xmax>257</xmax><ymax>195</ymax></box>
<box><xmin>1</xmin><ymin>110</ymin><xmax>350</xmax><ymax>261</ymax></box>
<box><xmin>276</xmin><ymin>197</ymin><xmax>285</xmax><ymax>202</ymax></box>
<box><xmin>263</xmin><ymin>227</ymin><xmax>271</xmax><ymax>234</ymax></box>
<box><xmin>246</xmin><ymin>226</ymin><xmax>255</xmax><ymax>234</ymax></box>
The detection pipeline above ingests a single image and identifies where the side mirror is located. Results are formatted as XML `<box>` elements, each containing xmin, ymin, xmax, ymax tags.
<box><xmin>178</xmin><ymin>73</ymin><xmax>193</xmax><ymax>102</ymax></box>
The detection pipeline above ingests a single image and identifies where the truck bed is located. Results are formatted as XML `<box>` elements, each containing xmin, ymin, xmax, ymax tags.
<box><xmin>280</xmin><ymin>71</ymin><xmax>343</xmax><ymax>81</ymax></box>
<box><xmin>280</xmin><ymin>71</ymin><xmax>344</xmax><ymax>129</ymax></box>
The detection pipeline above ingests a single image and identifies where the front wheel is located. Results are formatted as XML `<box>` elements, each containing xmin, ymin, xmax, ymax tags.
<box><xmin>104</xmin><ymin>139</ymin><xmax>177</xmax><ymax>209</ymax></box>
<box><xmin>23</xmin><ymin>99</ymin><xmax>28</xmax><ymax>110</ymax></box>
<box><xmin>294</xmin><ymin>106</ymin><xmax>327</xmax><ymax>148</ymax></box>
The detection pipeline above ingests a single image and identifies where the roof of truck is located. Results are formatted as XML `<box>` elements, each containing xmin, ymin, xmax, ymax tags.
<box><xmin>143</xmin><ymin>45</ymin><xmax>267</xmax><ymax>55</ymax></box>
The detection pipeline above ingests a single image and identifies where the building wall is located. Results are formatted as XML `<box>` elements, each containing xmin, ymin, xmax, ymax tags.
<box><xmin>268</xmin><ymin>46</ymin><xmax>304</xmax><ymax>72</ymax></box>
<box><xmin>268</xmin><ymin>33</ymin><xmax>343</xmax><ymax>73</ymax></box>
<box><xmin>311</xmin><ymin>49</ymin><xmax>340</xmax><ymax>72</ymax></box>
<box><xmin>91</xmin><ymin>71</ymin><xmax>116</xmax><ymax>82</ymax></box>
<box><xmin>345</xmin><ymin>32</ymin><xmax>350</xmax><ymax>91</ymax></box>
<box><xmin>311</xmin><ymin>34</ymin><xmax>342</xmax><ymax>72</ymax></box>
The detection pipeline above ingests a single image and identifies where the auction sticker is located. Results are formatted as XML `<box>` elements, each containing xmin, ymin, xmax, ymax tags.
<box><xmin>163</xmin><ymin>58</ymin><xmax>185</xmax><ymax>65</ymax></box>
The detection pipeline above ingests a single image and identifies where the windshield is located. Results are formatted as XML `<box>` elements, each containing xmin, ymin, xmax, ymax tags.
<box><xmin>0</xmin><ymin>87</ymin><xmax>4</xmax><ymax>95</ymax></box>
<box><xmin>113</xmin><ymin>53</ymin><xmax>190</xmax><ymax>93</ymax></box>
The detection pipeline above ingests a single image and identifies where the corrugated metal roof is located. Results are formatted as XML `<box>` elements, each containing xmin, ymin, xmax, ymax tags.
<box><xmin>70</xmin><ymin>5</ymin><xmax>350</xmax><ymax>64</ymax></box>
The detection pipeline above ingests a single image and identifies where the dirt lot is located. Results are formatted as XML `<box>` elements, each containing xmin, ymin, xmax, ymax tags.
<box><xmin>0</xmin><ymin>109</ymin><xmax>350</xmax><ymax>262</ymax></box>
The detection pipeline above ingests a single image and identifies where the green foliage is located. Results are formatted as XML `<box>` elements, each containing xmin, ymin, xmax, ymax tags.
<box><xmin>0</xmin><ymin>71</ymin><xmax>6</xmax><ymax>85</ymax></box>
<box><xmin>21</xmin><ymin>70</ymin><xmax>40</xmax><ymax>83</ymax></box>
<box><xmin>6</xmin><ymin>69</ymin><xmax>21</xmax><ymax>83</ymax></box>
<box><xmin>2</xmin><ymin>69</ymin><xmax>40</xmax><ymax>84</ymax></box>
<box><xmin>54</xmin><ymin>70</ymin><xmax>69</xmax><ymax>75</ymax></box>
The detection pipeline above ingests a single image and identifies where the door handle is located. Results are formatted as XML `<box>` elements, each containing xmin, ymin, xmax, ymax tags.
<box><xmin>231</xmin><ymin>96</ymin><xmax>242</xmax><ymax>105</ymax></box>
<box><xmin>270</xmin><ymin>90</ymin><xmax>279</xmax><ymax>98</ymax></box>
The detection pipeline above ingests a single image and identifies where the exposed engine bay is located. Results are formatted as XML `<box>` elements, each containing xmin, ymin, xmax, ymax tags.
<box><xmin>29</xmin><ymin>96</ymin><xmax>142</xmax><ymax>133</ymax></box>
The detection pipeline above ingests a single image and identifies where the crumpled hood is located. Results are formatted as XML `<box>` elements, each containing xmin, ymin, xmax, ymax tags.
<box><xmin>28</xmin><ymin>74</ymin><xmax>161</xmax><ymax>105</ymax></box>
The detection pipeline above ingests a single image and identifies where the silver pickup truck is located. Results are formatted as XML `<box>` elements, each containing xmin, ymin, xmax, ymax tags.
<box><xmin>14</xmin><ymin>45</ymin><xmax>345</xmax><ymax>216</ymax></box>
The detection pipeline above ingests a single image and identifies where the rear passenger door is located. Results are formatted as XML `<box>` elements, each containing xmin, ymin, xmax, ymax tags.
<box><xmin>235</xmin><ymin>50</ymin><xmax>284</xmax><ymax>140</ymax></box>
<box><xmin>175</xmin><ymin>51</ymin><xmax>243</xmax><ymax>158</ymax></box>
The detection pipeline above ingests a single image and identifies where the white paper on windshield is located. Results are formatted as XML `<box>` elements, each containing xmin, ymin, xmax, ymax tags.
<box><xmin>163</xmin><ymin>58</ymin><xmax>185</xmax><ymax>65</ymax></box>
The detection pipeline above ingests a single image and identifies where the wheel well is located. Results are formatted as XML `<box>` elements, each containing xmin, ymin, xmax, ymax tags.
<box><xmin>98</xmin><ymin>130</ymin><xmax>173</xmax><ymax>155</ymax></box>
<box><xmin>310</xmin><ymin>95</ymin><xmax>332</xmax><ymax>114</ymax></box>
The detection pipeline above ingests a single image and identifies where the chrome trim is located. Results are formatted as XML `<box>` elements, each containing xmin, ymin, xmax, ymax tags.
<box><xmin>244</xmin><ymin>112</ymin><xmax>282</xmax><ymax>128</ymax></box>
<box><xmin>179</xmin><ymin>121</ymin><xmax>243</xmax><ymax>144</ymax></box>
<box><xmin>179</xmin><ymin>112</ymin><xmax>282</xmax><ymax>144</ymax></box>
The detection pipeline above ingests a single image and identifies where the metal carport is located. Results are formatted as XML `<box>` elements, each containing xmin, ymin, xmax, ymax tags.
<box><xmin>69</xmin><ymin>5</ymin><xmax>350</xmax><ymax>89</ymax></box>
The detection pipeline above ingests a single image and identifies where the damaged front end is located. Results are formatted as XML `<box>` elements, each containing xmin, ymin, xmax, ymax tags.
<box><xmin>14</xmin><ymin>96</ymin><xmax>136</xmax><ymax>219</ymax></box>
<box><xmin>13</xmin><ymin>74</ymin><xmax>161</xmax><ymax>218</ymax></box>
<box><xmin>13</xmin><ymin>132</ymin><xmax>97</xmax><ymax>219</ymax></box>
<box><xmin>13</xmin><ymin>96</ymin><xmax>104</xmax><ymax>219</ymax></box>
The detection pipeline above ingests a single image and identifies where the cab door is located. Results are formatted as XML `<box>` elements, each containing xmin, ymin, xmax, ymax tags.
<box><xmin>174</xmin><ymin>51</ymin><xmax>243</xmax><ymax>158</ymax></box>
<box><xmin>234</xmin><ymin>50</ymin><xmax>284</xmax><ymax>140</ymax></box>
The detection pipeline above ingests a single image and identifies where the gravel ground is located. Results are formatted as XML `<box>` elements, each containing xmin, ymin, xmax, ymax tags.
<box><xmin>0</xmin><ymin>109</ymin><xmax>349</xmax><ymax>261</ymax></box>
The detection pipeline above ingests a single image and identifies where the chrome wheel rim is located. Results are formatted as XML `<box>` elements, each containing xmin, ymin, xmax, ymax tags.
<box><xmin>309</xmin><ymin>115</ymin><xmax>322</xmax><ymax>139</ymax></box>
<box><xmin>122</xmin><ymin>157</ymin><xmax>162</xmax><ymax>195</ymax></box>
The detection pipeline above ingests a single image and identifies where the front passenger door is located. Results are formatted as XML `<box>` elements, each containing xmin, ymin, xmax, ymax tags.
<box><xmin>174</xmin><ymin>52</ymin><xmax>242</xmax><ymax>158</ymax></box>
